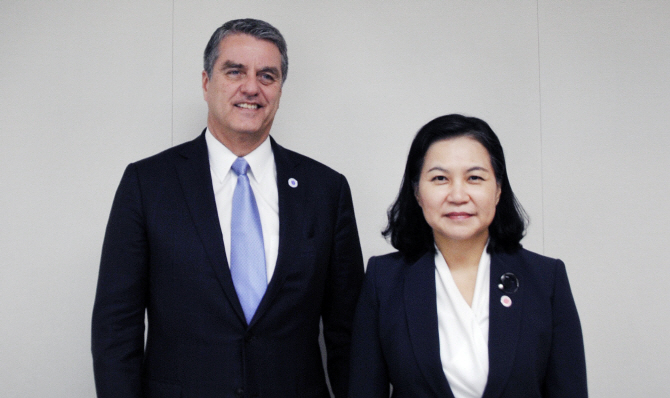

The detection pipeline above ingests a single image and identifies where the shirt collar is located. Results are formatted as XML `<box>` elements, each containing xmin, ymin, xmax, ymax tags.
<box><xmin>433</xmin><ymin>240</ymin><xmax>491</xmax><ymax>312</ymax></box>
<box><xmin>433</xmin><ymin>241</ymin><xmax>491</xmax><ymax>283</ymax></box>
<box><xmin>205</xmin><ymin>128</ymin><xmax>274</xmax><ymax>184</ymax></box>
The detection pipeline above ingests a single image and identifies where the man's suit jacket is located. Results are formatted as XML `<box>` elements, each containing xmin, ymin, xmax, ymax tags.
<box><xmin>92</xmin><ymin>132</ymin><xmax>364</xmax><ymax>398</ymax></box>
<box><xmin>348</xmin><ymin>249</ymin><xmax>587</xmax><ymax>398</ymax></box>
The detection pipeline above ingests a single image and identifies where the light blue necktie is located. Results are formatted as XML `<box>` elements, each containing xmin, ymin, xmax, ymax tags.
<box><xmin>230</xmin><ymin>158</ymin><xmax>267</xmax><ymax>324</ymax></box>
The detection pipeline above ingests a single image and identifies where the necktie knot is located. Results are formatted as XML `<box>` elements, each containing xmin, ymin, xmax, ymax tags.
<box><xmin>232</xmin><ymin>158</ymin><xmax>249</xmax><ymax>176</ymax></box>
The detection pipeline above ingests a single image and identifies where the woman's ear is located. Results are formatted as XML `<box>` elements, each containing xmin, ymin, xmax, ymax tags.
<box><xmin>414</xmin><ymin>183</ymin><xmax>422</xmax><ymax>208</ymax></box>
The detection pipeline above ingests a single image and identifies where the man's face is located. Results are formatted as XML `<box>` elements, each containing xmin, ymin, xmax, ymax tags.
<box><xmin>203</xmin><ymin>33</ymin><xmax>283</xmax><ymax>147</ymax></box>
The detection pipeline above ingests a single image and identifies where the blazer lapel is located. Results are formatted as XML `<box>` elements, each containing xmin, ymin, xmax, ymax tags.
<box><xmin>404</xmin><ymin>252</ymin><xmax>455</xmax><ymax>398</ymax></box>
<box><xmin>175</xmin><ymin>131</ymin><xmax>246</xmax><ymax>324</ymax></box>
<box><xmin>247</xmin><ymin>137</ymin><xmax>307</xmax><ymax>326</ymax></box>
<box><xmin>482</xmin><ymin>251</ymin><xmax>524</xmax><ymax>398</ymax></box>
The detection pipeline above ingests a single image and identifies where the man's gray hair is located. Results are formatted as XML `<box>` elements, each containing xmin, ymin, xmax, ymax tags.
<box><xmin>204</xmin><ymin>18</ymin><xmax>288</xmax><ymax>84</ymax></box>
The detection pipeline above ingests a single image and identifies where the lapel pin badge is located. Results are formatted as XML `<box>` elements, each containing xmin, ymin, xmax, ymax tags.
<box><xmin>498</xmin><ymin>272</ymin><xmax>519</xmax><ymax>294</ymax></box>
<box><xmin>288</xmin><ymin>178</ymin><xmax>298</xmax><ymax>188</ymax></box>
<box><xmin>500</xmin><ymin>295</ymin><xmax>512</xmax><ymax>307</ymax></box>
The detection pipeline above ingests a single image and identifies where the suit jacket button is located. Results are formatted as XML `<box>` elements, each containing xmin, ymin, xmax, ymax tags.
<box><xmin>245</xmin><ymin>332</ymin><xmax>255</xmax><ymax>342</ymax></box>
<box><xmin>235</xmin><ymin>387</ymin><xmax>244</xmax><ymax>397</ymax></box>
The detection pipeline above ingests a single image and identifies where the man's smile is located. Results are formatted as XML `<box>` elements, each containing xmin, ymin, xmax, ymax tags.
<box><xmin>235</xmin><ymin>102</ymin><xmax>261</xmax><ymax>109</ymax></box>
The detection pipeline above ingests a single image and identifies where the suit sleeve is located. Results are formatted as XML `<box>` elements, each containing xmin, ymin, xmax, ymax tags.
<box><xmin>321</xmin><ymin>175</ymin><xmax>365</xmax><ymax>398</ymax></box>
<box><xmin>543</xmin><ymin>260</ymin><xmax>588</xmax><ymax>398</ymax></box>
<box><xmin>91</xmin><ymin>164</ymin><xmax>149</xmax><ymax>398</ymax></box>
<box><xmin>348</xmin><ymin>257</ymin><xmax>390</xmax><ymax>398</ymax></box>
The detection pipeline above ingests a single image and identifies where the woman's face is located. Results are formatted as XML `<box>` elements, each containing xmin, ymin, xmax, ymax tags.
<box><xmin>415</xmin><ymin>136</ymin><xmax>501</xmax><ymax>248</ymax></box>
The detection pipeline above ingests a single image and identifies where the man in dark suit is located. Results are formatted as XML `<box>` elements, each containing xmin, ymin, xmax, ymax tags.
<box><xmin>92</xmin><ymin>19</ymin><xmax>364</xmax><ymax>398</ymax></box>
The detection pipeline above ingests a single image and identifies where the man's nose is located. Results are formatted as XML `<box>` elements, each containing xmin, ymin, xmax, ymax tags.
<box><xmin>240</xmin><ymin>75</ymin><xmax>260</xmax><ymax>96</ymax></box>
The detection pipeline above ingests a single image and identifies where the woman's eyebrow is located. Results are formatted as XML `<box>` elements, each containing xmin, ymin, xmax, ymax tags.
<box><xmin>467</xmin><ymin>166</ymin><xmax>490</xmax><ymax>173</ymax></box>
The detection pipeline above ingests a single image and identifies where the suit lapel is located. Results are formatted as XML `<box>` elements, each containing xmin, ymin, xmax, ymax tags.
<box><xmin>247</xmin><ymin>138</ymin><xmax>307</xmax><ymax>326</ymax></box>
<box><xmin>404</xmin><ymin>252</ymin><xmax>455</xmax><ymax>398</ymax></box>
<box><xmin>482</xmin><ymin>251</ymin><xmax>524</xmax><ymax>398</ymax></box>
<box><xmin>175</xmin><ymin>131</ymin><xmax>246</xmax><ymax>324</ymax></box>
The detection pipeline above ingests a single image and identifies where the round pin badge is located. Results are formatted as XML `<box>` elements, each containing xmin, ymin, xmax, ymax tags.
<box><xmin>500</xmin><ymin>295</ymin><xmax>512</xmax><ymax>308</ymax></box>
<box><xmin>498</xmin><ymin>272</ymin><xmax>519</xmax><ymax>294</ymax></box>
<box><xmin>288</xmin><ymin>178</ymin><xmax>298</xmax><ymax>188</ymax></box>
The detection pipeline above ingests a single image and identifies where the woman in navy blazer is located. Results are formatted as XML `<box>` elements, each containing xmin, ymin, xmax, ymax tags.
<box><xmin>349</xmin><ymin>114</ymin><xmax>587</xmax><ymax>398</ymax></box>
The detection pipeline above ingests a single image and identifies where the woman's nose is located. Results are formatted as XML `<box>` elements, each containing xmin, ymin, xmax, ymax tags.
<box><xmin>447</xmin><ymin>182</ymin><xmax>468</xmax><ymax>203</ymax></box>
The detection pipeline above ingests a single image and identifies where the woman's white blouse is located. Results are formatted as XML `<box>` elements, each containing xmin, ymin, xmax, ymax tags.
<box><xmin>434</xmin><ymin>246</ymin><xmax>490</xmax><ymax>398</ymax></box>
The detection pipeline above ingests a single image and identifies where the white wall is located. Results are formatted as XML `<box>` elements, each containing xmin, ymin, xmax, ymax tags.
<box><xmin>539</xmin><ymin>2</ymin><xmax>670</xmax><ymax>395</ymax></box>
<box><xmin>1</xmin><ymin>1</ymin><xmax>668</xmax><ymax>396</ymax></box>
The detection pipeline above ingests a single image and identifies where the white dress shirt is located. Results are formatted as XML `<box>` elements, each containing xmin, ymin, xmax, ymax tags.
<box><xmin>435</xmin><ymin>245</ymin><xmax>490</xmax><ymax>398</ymax></box>
<box><xmin>205</xmin><ymin>129</ymin><xmax>280</xmax><ymax>282</ymax></box>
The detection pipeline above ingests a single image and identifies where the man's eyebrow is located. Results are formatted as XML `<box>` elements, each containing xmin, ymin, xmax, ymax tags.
<box><xmin>221</xmin><ymin>61</ymin><xmax>244</xmax><ymax>69</ymax></box>
<box><xmin>258</xmin><ymin>66</ymin><xmax>280</xmax><ymax>76</ymax></box>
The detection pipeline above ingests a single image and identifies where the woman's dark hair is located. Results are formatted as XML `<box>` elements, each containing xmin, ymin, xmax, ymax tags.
<box><xmin>383</xmin><ymin>114</ymin><xmax>528</xmax><ymax>260</ymax></box>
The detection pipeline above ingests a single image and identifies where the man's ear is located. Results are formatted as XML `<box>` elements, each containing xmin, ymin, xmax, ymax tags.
<box><xmin>202</xmin><ymin>70</ymin><xmax>210</xmax><ymax>99</ymax></box>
